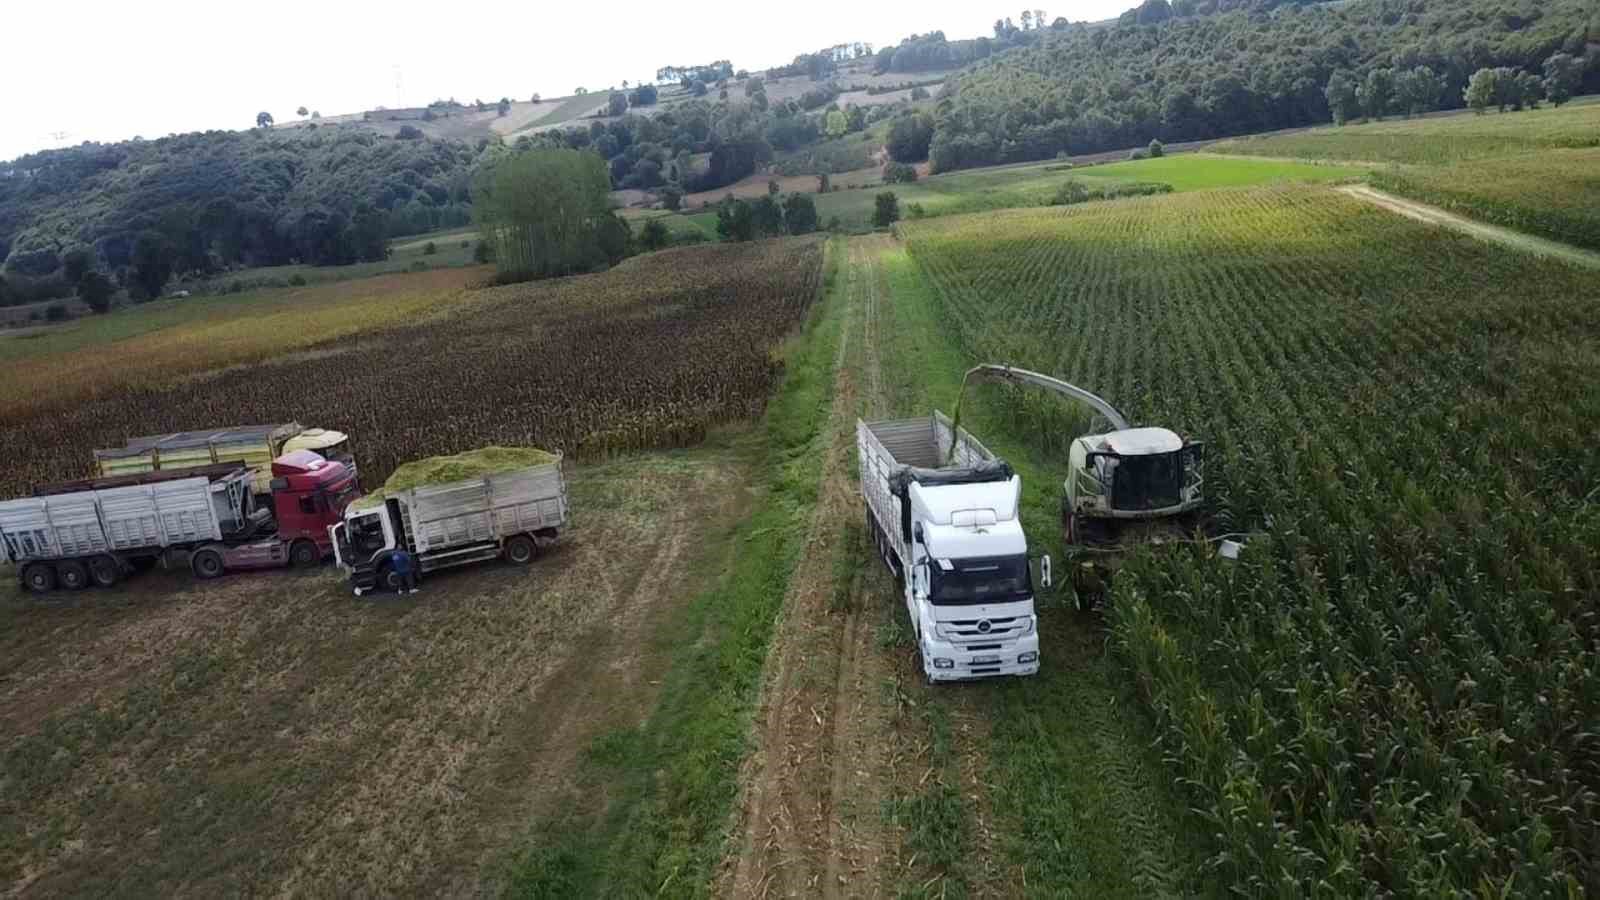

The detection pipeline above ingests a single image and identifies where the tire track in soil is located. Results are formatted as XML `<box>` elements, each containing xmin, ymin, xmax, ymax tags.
<box><xmin>720</xmin><ymin>237</ymin><xmax>903</xmax><ymax>899</ymax></box>
<box><xmin>867</xmin><ymin>235</ymin><xmax>1018</xmax><ymax>898</ymax></box>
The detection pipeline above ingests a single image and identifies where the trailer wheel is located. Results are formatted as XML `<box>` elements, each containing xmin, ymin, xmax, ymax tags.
<box><xmin>22</xmin><ymin>563</ymin><xmax>56</xmax><ymax>594</ymax></box>
<box><xmin>289</xmin><ymin>540</ymin><xmax>319</xmax><ymax>568</ymax></box>
<box><xmin>88</xmin><ymin>555</ymin><xmax>121</xmax><ymax>588</ymax></box>
<box><xmin>57</xmin><ymin>560</ymin><xmax>90</xmax><ymax>591</ymax></box>
<box><xmin>505</xmin><ymin>535</ymin><xmax>537</xmax><ymax>565</ymax></box>
<box><xmin>191</xmin><ymin>549</ymin><xmax>225</xmax><ymax>579</ymax></box>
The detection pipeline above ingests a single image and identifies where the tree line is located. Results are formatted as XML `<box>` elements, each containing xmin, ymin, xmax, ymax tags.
<box><xmin>925</xmin><ymin>0</ymin><xmax>1597</xmax><ymax>173</ymax></box>
<box><xmin>1</xmin><ymin>129</ymin><xmax>482</xmax><ymax>306</ymax></box>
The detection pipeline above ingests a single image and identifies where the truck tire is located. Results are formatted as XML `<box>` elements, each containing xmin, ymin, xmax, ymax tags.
<box><xmin>22</xmin><ymin>562</ymin><xmax>56</xmax><ymax>593</ymax></box>
<box><xmin>504</xmin><ymin>534</ymin><xmax>537</xmax><ymax>565</ymax></box>
<box><xmin>191</xmin><ymin>549</ymin><xmax>225</xmax><ymax>579</ymax></box>
<box><xmin>377</xmin><ymin>565</ymin><xmax>401</xmax><ymax>593</ymax></box>
<box><xmin>289</xmin><ymin>540</ymin><xmax>319</xmax><ymax>568</ymax></box>
<box><xmin>57</xmin><ymin>560</ymin><xmax>90</xmax><ymax>591</ymax></box>
<box><xmin>88</xmin><ymin>555</ymin><xmax>121</xmax><ymax>588</ymax></box>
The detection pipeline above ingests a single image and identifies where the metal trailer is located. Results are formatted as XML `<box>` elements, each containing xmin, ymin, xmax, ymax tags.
<box><xmin>94</xmin><ymin>423</ymin><xmax>355</xmax><ymax>496</ymax></box>
<box><xmin>333</xmin><ymin>458</ymin><xmax>569</xmax><ymax>595</ymax></box>
<box><xmin>857</xmin><ymin>411</ymin><xmax>1001</xmax><ymax>577</ymax></box>
<box><xmin>0</xmin><ymin>464</ymin><xmax>272</xmax><ymax>591</ymax></box>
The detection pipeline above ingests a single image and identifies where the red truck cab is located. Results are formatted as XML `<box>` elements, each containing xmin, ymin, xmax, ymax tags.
<box><xmin>267</xmin><ymin>450</ymin><xmax>362</xmax><ymax>561</ymax></box>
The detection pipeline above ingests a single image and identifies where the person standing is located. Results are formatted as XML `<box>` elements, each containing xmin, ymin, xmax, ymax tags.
<box><xmin>388</xmin><ymin>547</ymin><xmax>419</xmax><ymax>594</ymax></box>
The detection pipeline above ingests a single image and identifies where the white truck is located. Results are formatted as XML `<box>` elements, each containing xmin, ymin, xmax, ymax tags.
<box><xmin>858</xmin><ymin>412</ymin><xmax>1050</xmax><ymax>683</ymax></box>
<box><xmin>330</xmin><ymin>452</ymin><xmax>569</xmax><ymax>595</ymax></box>
<box><xmin>0</xmin><ymin>464</ymin><xmax>279</xmax><ymax>590</ymax></box>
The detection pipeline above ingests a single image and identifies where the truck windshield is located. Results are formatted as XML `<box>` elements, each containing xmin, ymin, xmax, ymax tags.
<box><xmin>350</xmin><ymin>512</ymin><xmax>387</xmax><ymax>554</ymax></box>
<box><xmin>929</xmin><ymin>555</ymin><xmax>1032</xmax><ymax>605</ymax></box>
<box><xmin>1109</xmin><ymin>452</ymin><xmax>1183</xmax><ymax>512</ymax></box>
<box><xmin>325</xmin><ymin>480</ymin><xmax>361</xmax><ymax>513</ymax></box>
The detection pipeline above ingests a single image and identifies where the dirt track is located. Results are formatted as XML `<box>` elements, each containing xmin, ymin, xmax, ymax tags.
<box><xmin>1339</xmin><ymin>185</ymin><xmax>1600</xmax><ymax>269</ymax></box>
<box><xmin>0</xmin><ymin>452</ymin><xmax>751</xmax><ymax>897</ymax></box>
<box><xmin>719</xmin><ymin>236</ymin><xmax>894</xmax><ymax>898</ymax></box>
<box><xmin>718</xmin><ymin>236</ymin><xmax>1017</xmax><ymax>898</ymax></box>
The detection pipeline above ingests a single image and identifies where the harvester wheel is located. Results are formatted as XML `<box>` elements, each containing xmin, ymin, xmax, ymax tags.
<box><xmin>289</xmin><ymin>540</ymin><xmax>319</xmax><ymax>568</ymax></box>
<box><xmin>22</xmin><ymin>563</ymin><xmax>56</xmax><ymax>593</ymax></box>
<box><xmin>57</xmin><ymin>560</ymin><xmax>90</xmax><ymax>591</ymax></box>
<box><xmin>88</xmin><ymin>555</ymin><xmax>121</xmax><ymax>588</ymax></box>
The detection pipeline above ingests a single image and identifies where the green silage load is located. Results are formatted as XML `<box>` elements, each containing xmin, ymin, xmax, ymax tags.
<box><xmin>354</xmin><ymin>446</ymin><xmax>558</xmax><ymax>509</ymax></box>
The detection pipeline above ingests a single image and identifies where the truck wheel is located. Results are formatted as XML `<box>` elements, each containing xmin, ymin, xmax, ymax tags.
<box><xmin>289</xmin><ymin>540</ymin><xmax>319</xmax><ymax>568</ymax></box>
<box><xmin>57</xmin><ymin>560</ymin><xmax>90</xmax><ymax>591</ymax></box>
<box><xmin>22</xmin><ymin>563</ymin><xmax>56</xmax><ymax>593</ymax></box>
<box><xmin>191</xmin><ymin>549</ymin><xmax>225</xmax><ymax>579</ymax></box>
<box><xmin>505</xmin><ymin>535</ymin><xmax>537</xmax><ymax>565</ymax></box>
<box><xmin>88</xmin><ymin>555</ymin><xmax>121</xmax><ymax>588</ymax></box>
<box><xmin>378</xmin><ymin>565</ymin><xmax>401</xmax><ymax>592</ymax></box>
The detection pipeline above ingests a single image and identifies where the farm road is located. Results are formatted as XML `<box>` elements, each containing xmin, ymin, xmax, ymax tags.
<box><xmin>1340</xmin><ymin>185</ymin><xmax>1600</xmax><ymax>269</ymax></box>
<box><xmin>719</xmin><ymin>235</ymin><xmax>1017</xmax><ymax>898</ymax></box>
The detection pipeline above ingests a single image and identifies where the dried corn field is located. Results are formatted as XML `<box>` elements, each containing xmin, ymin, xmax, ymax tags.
<box><xmin>0</xmin><ymin>238</ymin><xmax>826</xmax><ymax>495</ymax></box>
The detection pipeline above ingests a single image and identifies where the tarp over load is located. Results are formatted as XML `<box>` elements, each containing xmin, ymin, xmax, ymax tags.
<box><xmin>353</xmin><ymin>447</ymin><xmax>559</xmax><ymax>510</ymax></box>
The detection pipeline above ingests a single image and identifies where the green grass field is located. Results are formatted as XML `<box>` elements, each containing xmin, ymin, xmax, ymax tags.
<box><xmin>180</xmin><ymin>226</ymin><xmax>479</xmax><ymax>296</ymax></box>
<box><xmin>812</xmin><ymin>154</ymin><xmax>1367</xmax><ymax>230</ymax></box>
<box><xmin>619</xmin><ymin>207</ymin><xmax>716</xmax><ymax>241</ymax></box>
<box><xmin>1213</xmin><ymin>100</ymin><xmax>1600</xmax><ymax>165</ymax></box>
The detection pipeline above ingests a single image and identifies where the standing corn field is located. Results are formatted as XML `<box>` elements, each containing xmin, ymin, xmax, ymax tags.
<box><xmin>899</xmin><ymin>185</ymin><xmax>1600</xmax><ymax>895</ymax></box>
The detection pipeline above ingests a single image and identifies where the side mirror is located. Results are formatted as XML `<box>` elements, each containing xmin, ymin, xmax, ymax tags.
<box><xmin>1039</xmin><ymin>555</ymin><xmax>1052</xmax><ymax>589</ymax></box>
<box><xmin>912</xmin><ymin>522</ymin><xmax>924</xmax><ymax>544</ymax></box>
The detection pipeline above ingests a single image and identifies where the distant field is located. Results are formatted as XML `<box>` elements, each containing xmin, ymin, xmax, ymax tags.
<box><xmin>1369</xmin><ymin>147</ymin><xmax>1600</xmax><ymax>250</ymax></box>
<box><xmin>619</xmin><ymin>208</ymin><xmax>715</xmax><ymax>240</ymax></box>
<box><xmin>0</xmin><ymin>267</ymin><xmax>486</xmax><ymax>415</ymax></box>
<box><xmin>813</xmin><ymin>154</ymin><xmax>1366</xmax><ymax>229</ymax></box>
<box><xmin>181</xmin><ymin>227</ymin><xmax>479</xmax><ymax>295</ymax></box>
<box><xmin>1213</xmin><ymin>100</ymin><xmax>1600</xmax><ymax>165</ymax></box>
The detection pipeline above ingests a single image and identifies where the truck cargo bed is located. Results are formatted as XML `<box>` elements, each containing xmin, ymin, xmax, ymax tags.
<box><xmin>396</xmin><ymin>461</ymin><xmax>568</xmax><ymax>555</ymax></box>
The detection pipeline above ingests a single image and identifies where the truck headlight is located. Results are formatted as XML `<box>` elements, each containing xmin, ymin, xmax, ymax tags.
<box><xmin>1020</xmin><ymin>616</ymin><xmax>1036</xmax><ymax>635</ymax></box>
<box><xmin>1018</xmin><ymin>651</ymin><xmax>1038</xmax><ymax>664</ymax></box>
<box><xmin>933</xmin><ymin>658</ymin><xmax>954</xmax><ymax>670</ymax></box>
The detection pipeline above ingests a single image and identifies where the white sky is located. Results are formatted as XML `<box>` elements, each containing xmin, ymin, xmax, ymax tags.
<box><xmin>1</xmin><ymin>0</ymin><xmax>1132</xmax><ymax>163</ymax></box>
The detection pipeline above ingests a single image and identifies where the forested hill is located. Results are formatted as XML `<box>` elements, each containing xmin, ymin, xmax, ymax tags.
<box><xmin>0</xmin><ymin>129</ymin><xmax>482</xmax><ymax>302</ymax></box>
<box><xmin>932</xmin><ymin>0</ymin><xmax>1599</xmax><ymax>171</ymax></box>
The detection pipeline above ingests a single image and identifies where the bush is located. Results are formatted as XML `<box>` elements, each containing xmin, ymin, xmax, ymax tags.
<box><xmin>910</xmin><ymin>86</ymin><xmax>931</xmax><ymax>101</ymax></box>
<box><xmin>873</xmin><ymin>192</ymin><xmax>900</xmax><ymax>228</ymax></box>
<box><xmin>44</xmin><ymin>303</ymin><xmax>69</xmax><ymax>322</ymax></box>
<box><xmin>423</xmin><ymin>241</ymin><xmax>438</xmax><ymax>255</ymax></box>
<box><xmin>460</xmin><ymin>240</ymin><xmax>471</xmax><ymax>248</ymax></box>
<box><xmin>906</xmin><ymin>202</ymin><xmax>927</xmax><ymax>219</ymax></box>
<box><xmin>410</xmin><ymin>260</ymin><xmax>429</xmax><ymax>272</ymax></box>
<box><xmin>473</xmin><ymin>241</ymin><xmax>493</xmax><ymax>263</ymax></box>
<box><xmin>228</xmin><ymin>280</ymin><xmax>244</xmax><ymax>294</ymax></box>
<box><xmin>1148</xmin><ymin>139</ymin><xmax>1165</xmax><ymax>158</ymax></box>
<box><xmin>883</xmin><ymin>162</ymin><xmax>919</xmax><ymax>184</ymax></box>
<box><xmin>288</xmin><ymin>273</ymin><xmax>307</xmax><ymax>286</ymax></box>
<box><xmin>1128</xmin><ymin>148</ymin><xmax>1149</xmax><ymax>161</ymax></box>
<box><xmin>396</xmin><ymin>125</ymin><xmax>424</xmax><ymax>140</ymax></box>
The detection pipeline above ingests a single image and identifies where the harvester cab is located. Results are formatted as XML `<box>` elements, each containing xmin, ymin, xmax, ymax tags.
<box><xmin>950</xmin><ymin>364</ymin><xmax>1206</xmax><ymax>602</ymax></box>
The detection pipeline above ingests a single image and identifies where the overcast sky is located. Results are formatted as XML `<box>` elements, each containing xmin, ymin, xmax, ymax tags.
<box><xmin>1</xmin><ymin>1</ymin><xmax>1133</xmax><ymax>163</ymax></box>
